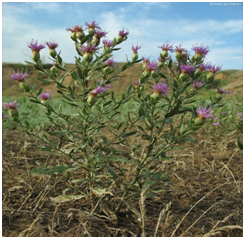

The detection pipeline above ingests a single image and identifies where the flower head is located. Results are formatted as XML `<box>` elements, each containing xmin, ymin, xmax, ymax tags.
<box><xmin>85</xmin><ymin>20</ymin><xmax>101</xmax><ymax>30</ymax></box>
<box><xmin>133</xmin><ymin>79</ymin><xmax>141</xmax><ymax>86</ymax></box>
<box><xmin>217</xmin><ymin>87</ymin><xmax>230</xmax><ymax>95</ymax></box>
<box><xmin>132</xmin><ymin>45</ymin><xmax>141</xmax><ymax>53</ymax></box>
<box><xmin>158</xmin><ymin>42</ymin><xmax>174</xmax><ymax>52</ymax></box>
<box><xmin>104</xmin><ymin>58</ymin><xmax>116</xmax><ymax>67</ymax></box>
<box><xmin>10</xmin><ymin>69</ymin><xmax>30</xmax><ymax>82</ymax></box>
<box><xmin>175</xmin><ymin>44</ymin><xmax>188</xmax><ymax>53</ymax></box>
<box><xmin>214</xmin><ymin>122</ymin><xmax>221</xmax><ymax>126</ymax></box>
<box><xmin>90</xmin><ymin>84</ymin><xmax>111</xmax><ymax>96</ymax></box>
<box><xmin>153</xmin><ymin>81</ymin><xmax>170</xmax><ymax>96</ymax></box>
<box><xmin>103</xmin><ymin>39</ymin><xmax>114</xmax><ymax>49</ymax></box>
<box><xmin>180</xmin><ymin>64</ymin><xmax>196</xmax><ymax>73</ymax></box>
<box><xmin>80</xmin><ymin>43</ymin><xmax>99</xmax><ymax>54</ymax></box>
<box><xmin>46</xmin><ymin>40</ymin><xmax>59</xmax><ymax>49</ymax></box>
<box><xmin>196</xmin><ymin>105</ymin><xmax>213</xmax><ymax>120</ymax></box>
<box><xmin>66</xmin><ymin>25</ymin><xmax>83</xmax><ymax>33</ymax></box>
<box><xmin>237</xmin><ymin>113</ymin><xmax>243</xmax><ymax>117</ymax></box>
<box><xmin>94</xmin><ymin>29</ymin><xmax>108</xmax><ymax>39</ymax></box>
<box><xmin>27</xmin><ymin>39</ymin><xmax>45</xmax><ymax>52</ymax></box>
<box><xmin>197</xmin><ymin>62</ymin><xmax>211</xmax><ymax>71</ymax></box>
<box><xmin>207</xmin><ymin>64</ymin><xmax>222</xmax><ymax>73</ymax></box>
<box><xmin>145</xmin><ymin>60</ymin><xmax>159</xmax><ymax>72</ymax></box>
<box><xmin>38</xmin><ymin>90</ymin><xmax>52</xmax><ymax>102</ymax></box>
<box><xmin>3</xmin><ymin>101</ymin><xmax>20</xmax><ymax>110</ymax></box>
<box><xmin>193</xmin><ymin>81</ymin><xmax>203</xmax><ymax>89</ymax></box>
<box><xmin>192</xmin><ymin>44</ymin><xmax>209</xmax><ymax>58</ymax></box>
<box><xmin>119</xmin><ymin>29</ymin><xmax>129</xmax><ymax>38</ymax></box>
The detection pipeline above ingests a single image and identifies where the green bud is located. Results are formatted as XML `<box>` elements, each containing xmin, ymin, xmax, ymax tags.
<box><xmin>132</xmin><ymin>53</ymin><xmax>138</xmax><ymax>61</ymax></box>
<box><xmin>142</xmin><ymin>70</ymin><xmax>151</xmax><ymax>78</ymax></box>
<box><xmin>9</xmin><ymin>109</ymin><xmax>19</xmax><ymax>118</ymax></box>
<box><xmin>206</xmin><ymin>72</ymin><xmax>214</xmax><ymax>82</ymax></box>
<box><xmin>175</xmin><ymin>52</ymin><xmax>183</xmax><ymax>61</ymax></box>
<box><xmin>19</xmin><ymin>82</ymin><xmax>30</xmax><ymax>92</ymax></box>
<box><xmin>179</xmin><ymin>72</ymin><xmax>187</xmax><ymax>82</ymax></box>
<box><xmin>70</xmin><ymin>32</ymin><xmax>77</xmax><ymax>41</ymax></box>
<box><xmin>49</xmin><ymin>49</ymin><xmax>57</xmax><ymax>58</ymax></box>
<box><xmin>194</xmin><ymin>117</ymin><xmax>205</xmax><ymax>126</ymax></box>
<box><xmin>160</xmin><ymin>50</ymin><xmax>168</xmax><ymax>59</ymax></box>
<box><xmin>192</xmin><ymin>54</ymin><xmax>202</xmax><ymax>63</ymax></box>
<box><xmin>83</xmin><ymin>53</ymin><xmax>93</xmax><ymax>63</ymax></box>
<box><xmin>31</xmin><ymin>51</ymin><xmax>40</xmax><ymax>63</ymax></box>
<box><xmin>76</xmin><ymin>31</ymin><xmax>85</xmax><ymax>41</ymax></box>
<box><xmin>87</xmin><ymin>94</ymin><xmax>97</xmax><ymax>106</ymax></box>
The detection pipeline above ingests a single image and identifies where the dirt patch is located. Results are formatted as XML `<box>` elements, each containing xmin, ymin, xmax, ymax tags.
<box><xmin>2</xmin><ymin>127</ymin><xmax>243</xmax><ymax>237</ymax></box>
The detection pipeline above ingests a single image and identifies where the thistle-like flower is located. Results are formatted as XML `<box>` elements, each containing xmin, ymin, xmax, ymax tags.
<box><xmin>27</xmin><ymin>39</ymin><xmax>45</xmax><ymax>62</ymax></box>
<box><xmin>175</xmin><ymin>44</ymin><xmax>188</xmax><ymax>61</ymax></box>
<box><xmin>217</xmin><ymin>86</ymin><xmax>230</xmax><ymax>95</ymax></box>
<box><xmin>132</xmin><ymin>45</ymin><xmax>141</xmax><ymax>61</ymax></box>
<box><xmin>191</xmin><ymin>44</ymin><xmax>209</xmax><ymax>62</ymax></box>
<box><xmin>142</xmin><ymin>60</ymin><xmax>159</xmax><ymax>78</ymax></box>
<box><xmin>10</xmin><ymin>69</ymin><xmax>30</xmax><ymax>83</ymax></box>
<box><xmin>179</xmin><ymin>64</ymin><xmax>196</xmax><ymax>81</ymax></box>
<box><xmin>151</xmin><ymin>81</ymin><xmax>170</xmax><ymax>100</ymax></box>
<box><xmin>85</xmin><ymin>20</ymin><xmax>101</xmax><ymax>35</ymax></box>
<box><xmin>3</xmin><ymin>101</ymin><xmax>20</xmax><ymax>117</ymax></box>
<box><xmin>116</xmin><ymin>29</ymin><xmax>129</xmax><ymax>44</ymax></box>
<box><xmin>66</xmin><ymin>25</ymin><xmax>85</xmax><ymax>41</ymax></box>
<box><xmin>193</xmin><ymin>81</ymin><xmax>203</xmax><ymax>89</ymax></box>
<box><xmin>91</xmin><ymin>29</ymin><xmax>108</xmax><ymax>46</ymax></box>
<box><xmin>103</xmin><ymin>58</ymin><xmax>116</xmax><ymax>74</ymax></box>
<box><xmin>158</xmin><ymin>42</ymin><xmax>174</xmax><ymax>59</ymax></box>
<box><xmin>79</xmin><ymin>43</ymin><xmax>99</xmax><ymax>63</ymax></box>
<box><xmin>206</xmin><ymin>64</ymin><xmax>222</xmax><ymax>81</ymax></box>
<box><xmin>38</xmin><ymin>90</ymin><xmax>52</xmax><ymax>103</ymax></box>
<box><xmin>87</xmin><ymin>83</ymin><xmax>111</xmax><ymax>106</ymax></box>
<box><xmin>46</xmin><ymin>40</ymin><xmax>59</xmax><ymax>58</ymax></box>
<box><xmin>103</xmin><ymin>39</ymin><xmax>114</xmax><ymax>51</ymax></box>
<box><xmin>196</xmin><ymin>105</ymin><xmax>213</xmax><ymax>120</ymax></box>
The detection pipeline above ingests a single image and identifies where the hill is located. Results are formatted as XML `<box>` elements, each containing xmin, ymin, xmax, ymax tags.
<box><xmin>2</xmin><ymin>63</ymin><xmax>243</xmax><ymax>98</ymax></box>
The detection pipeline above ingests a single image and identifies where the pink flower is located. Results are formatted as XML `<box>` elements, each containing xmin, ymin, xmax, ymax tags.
<box><xmin>132</xmin><ymin>45</ymin><xmax>141</xmax><ymax>53</ymax></box>
<box><xmin>104</xmin><ymin>58</ymin><xmax>116</xmax><ymax>67</ymax></box>
<box><xmin>90</xmin><ymin>84</ymin><xmax>111</xmax><ymax>96</ymax></box>
<box><xmin>180</xmin><ymin>64</ymin><xmax>196</xmax><ymax>73</ymax></box>
<box><xmin>85</xmin><ymin>20</ymin><xmax>101</xmax><ymax>30</ymax></box>
<box><xmin>118</xmin><ymin>29</ymin><xmax>129</xmax><ymax>37</ymax></box>
<box><xmin>153</xmin><ymin>81</ymin><xmax>170</xmax><ymax>96</ymax></box>
<box><xmin>94</xmin><ymin>29</ymin><xmax>108</xmax><ymax>39</ymax></box>
<box><xmin>145</xmin><ymin>60</ymin><xmax>159</xmax><ymax>72</ymax></box>
<box><xmin>66</xmin><ymin>25</ymin><xmax>83</xmax><ymax>33</ymax></box>
<box><xmin>103</xmin><ymin>39</ymin><xmax>114</xmax><ymax>48</ymax></box>
<box><xmin>46</xmin><ymin>40</ymin><xmax>59</xmax><ymax>49</ymax></box>
<box><xmin>27</xmin><ymin>39</ymin><xmax>45</xmax><ymax>52</ymax></box>
<box><xmin>193</xmin><ymin>81</ymin><xmax>203</xmax><ymax>89</ymax></box>
<box><xmin>10</xmin><ymin>69</ymin><xmax>30</xmax><ymax>82</ymax></box>
<box><xmin>38</xmin><ymin>90</ymin><xmax>52</xmax><ymax>102</ymax></box>
<box><xmin>192</xmin><ymin>44</ymin><xmax>209</xmax><ymax>58</ymax></box>
<box><xmin>214</xmin><ymin>122</ymin><xmax>221</xmax><ymax>126</ymax></box>
<box><xmin>217</xmin><ymin>87</ymin><xmax>230</xmax><ymax>95</ymax></box>
<box><xmin>80</xmin><ymin>43</ymin><xmax>99</xmax><ymax>54</ymax></box>
<box><xmin>158</xmin><ymin>42</ymin><xmax>174</xmax><ymax>52</ymax></box>
<box><xmin>175</xmin><ymin>44</ymin><xmax>188</xmax><ymax>53</ymax></box>
<box><xmin>207</xmin><ymin>64</ymin><xmax>222</xmax><ymax>73</ymax></box>
<box><xmin>196</xmin><ymin>105</ymin><xmax>213</xmax><ymax>120</ymax></box>
<box><xmin>3</xmin><ymin>101</ymin><xmax>20</xmax><ymax>110</ymax></box>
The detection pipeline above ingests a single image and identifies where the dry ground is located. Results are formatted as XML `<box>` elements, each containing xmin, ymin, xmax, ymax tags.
<box><xmin>2</xmin><ymin>127</ymin><xmax>243</xmax><ymax>237</ymax></box>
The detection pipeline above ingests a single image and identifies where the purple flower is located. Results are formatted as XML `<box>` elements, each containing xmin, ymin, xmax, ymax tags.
<box><xmin>103</xmin><ymin>39</ymin><xmax>114</xmax><ymax>48</ymax></box>
<box><xmin>237</xmin><ymin>113</ymin><xmax>243</xmax><ymax>117</ymax></box>
<box><xmin>3</xmin><ymin>101</ymin><xmax>20</xmax><ymax>110</ymax></box>
<box><xmin>197</xmin><ymin>63</ymin><xmax>211</xmax><ymax>71</ymax></box>
<box><xmin>145</xmin><ymin>60</ymin><xmax>159</xmax><ymax>72</ymax></box>
<box><xmin>175</xmin><ymin>44</ymin><xmax>188</xmax><ymax>53</ymax></box>
<box><xmin>193</xmin><ymin>81</ymin><xmax>203</xmax><ymax>89</ymax></box>
<box><xmin>153</xmin><ymin>81</ymin><xmax>170</xmax><ymax>96</ymax></box>
<box><xmin>132</xmin><ymin>45</ymin><xmax>141</xmax><ymax>53</ymax></box>
<box><xmin>90</xmin><ymin>84</ymin><xmax>111</xmax><ymax>96</ymax></box>
<box><xmin>80</xmin><ymin>43</ymin><xmax>99</xmax><ymax>54</ymax></box>
<box><xmin>46</xmin><ymin>40</ymin><xmax>59</xmax><ymax>49</ymax></box>
<box><xmin>207</xmin><ymin>64</ymin><xmax>222</xmax><ymax>73</ymax></box>
<box><xmin>192</xmin><ymin>44</ymin><xmax>209</xmax><ymax>58</ymax></box>
<box><xmin>142</xmin><ymin>56</ymin><xmax>150</xmax><ymax>64</ymax></box>
<box><xmin>214</xmin><ymin>122</ymin><xmax>221</xmax><ymax>126</ymax></box>
<box><xmin>133</xmin><ymin>79</ymin><xmax>141</xmax><ymax>86</ymax></box>
<box><xmin>27</xmin><ymin>39</ymin><xmax>45</xmax><ymax>52</ymax></box>
<box><xmin>180</xmin><ymin>64</ymin><xmax>196</xmax><ymax>73</ymax></box>
<box><xmin>3</xmin><ymin>115</ymin><xmax>10</xmax><ymax>119</ymax></box>
<box><xmin>66</xmin><ymin>25</ymin><xmax>83</xmax><ymax>33</ymax></box>
<box><xmin>158</xmin><ymin>56</ymin><xmax>171</xmax><ymax>63</ymax></box>
<box><xmin>196</xmin><ymin>105</ymin><xmax>213</xmax><ymax>120</ymax></box>
<box><xmin>94</xmin><ymin>29</ymin><xmax>108</xmax><ymax>39</ymax></box>
<box><xmin>217</xmin><ymin>87</ymin><xmax>230</xmax><ymax>95</ymax></box>
<box><xmin>10</xmin><ymin>69</ymin><xmax>30</xmax><ymax>82</ymax></box>
<box><xmin>118</xmin><ymin>29</ymin><xmax>129</xmax><ymax>37</ymax></box>
<box><xmin>38</xmin><ymin>90</ymin><xmax>52</xmax><ymax>102</ymax></box>
<box><xmin>104</xmin><ymin>58</ymin><xmax>116</xmax><ymax>67</ymax></box>
<box><xmin>85</xmin><ymin>20</ymin><xmax>101</xmax><ymax>30</ymax></box>
<box><xmin>158</xmin><ymin>43</ymin><xmax>174</xmax><ymax>52</ymax></box>
<box><xmin>214</xmin><ymin>117</ymin><xmax>219</xmax><ymax>121</ymax></box>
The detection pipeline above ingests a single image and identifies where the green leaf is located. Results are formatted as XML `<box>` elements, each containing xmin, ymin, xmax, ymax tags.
<box><xmin>38</xmin><ymin>147</ymin><xmax>52</xmax><ymax>151</ymax></box>
<box><xmin>121</xmin><ymin>130</ymin><xmax>138</xmax><ymax>138</ymax></box>
<box><xmin>30</xmin><ymin>165</ymin><xmax>79</xmax><ymax>175</ymax></box>
<box><xmin>48</xmin><ymin>131</ymin><xmax>69</xmax><ymax>136</ymax></box>
<box><xmin>237</xmin><ymin>137</ymin><xmax>243</xmax><ymax>150</ymax></box>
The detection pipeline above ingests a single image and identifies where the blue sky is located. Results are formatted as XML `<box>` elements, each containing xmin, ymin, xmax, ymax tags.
<box><xmin>2</xmin><ymin>1</ymin><xmax>243</xmax><ymax>70</ymax></box>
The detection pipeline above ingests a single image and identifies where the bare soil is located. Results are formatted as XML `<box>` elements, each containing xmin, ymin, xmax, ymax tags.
<box><xmin>2</xmin><ymin>127</ymin><xmax>243</xmax><ymax>237</ymax></box>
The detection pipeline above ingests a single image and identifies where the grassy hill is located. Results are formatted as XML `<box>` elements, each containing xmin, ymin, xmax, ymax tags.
<box><xmin>2</xmin><ymin>63</ymin><xmax>243</xmax><ymax>98</ymax></box>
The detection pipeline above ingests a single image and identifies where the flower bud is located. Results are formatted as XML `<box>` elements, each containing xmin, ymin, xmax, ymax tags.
<box><xmin>49</xmin><ymin>49</ymin><xmax>57</xmax><ymax>58</ymax></box>
<box><xmin>194</xmin><ymin>117</ymin><xmax>205</xmax><ymax>126</ymax></box>
<box><xmin>150</xmin><ymin>92</ymin><xmax>160</xmax><ymax>100</ymax></box>
<box><xmin>206</xmin><ymin>72</ymin><xmax>214</xmax><ymax>82</ymax></box>
<box><xmin>175</xmin><ymin>51</ymin><xmax>183</xmax><ymax>61</ymax></box>
<box><xmin>76</xmin><ymin>31</ymin><xmax>85</xmax><ymax>41</ymax></box>
<box><xmin>160</xmin><ymin>50</ymin><xmax>168</xmax><ymax>59</ymax></box>
<box><xmin>19</xmin><ymin>82</ymin><xmax>30</xmax><ymax>92</ymax></box>
<box><xmin>132</xmin><ymin>53</ymin><xmax>138</xmax><ymax>61</ymax></box>
<box><xmin>9</xmin><ymin>109</ymin><xmax>19</xmax><ymax>118</ymax></box>
<box><xmin>87</xmin><ymin>94</ymin><xmax>97</xmax><ymax>106</ymax></box>
<box><xmin>70</xmin><ymin>32</ymin><xmax>77</xmax><ymax>41</ymax></box>
<box><xmin>142</xmin><ymin>70</ymin><xmax>151</xmax><ymax>78</ymax></box>
<box><xmin>179</xmin><ymin>72</ymin><xmax>187</xmax><ymax>82</ymax></box>
<box><xmin>83</xmin><ymin>53</ymin><xmax>93</xmax><ymax>63</ymax></box>
<box><xmin>31</xmin><ymin>51</ymin><xmax>40</xmax><ymax>63</ymax></box>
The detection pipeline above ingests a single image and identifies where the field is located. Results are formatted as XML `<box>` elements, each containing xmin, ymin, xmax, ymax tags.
<box><xmin>2</xmin><ymin>63</ymin><xmax>243</xmax><ymax>237</ymax></box>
